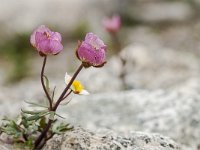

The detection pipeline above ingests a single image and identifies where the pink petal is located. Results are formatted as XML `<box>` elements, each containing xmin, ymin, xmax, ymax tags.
<box><xmin>35</xmin><ymin>32</ymin><xmax>48</xmax><ymax>46</ymax></box>
<box><xmin>37</xmin><ymin>39</ymin><xmax>63</xmax><ymax>55</ymax></box>
<box><xmin>48</xmin><ymin>40</ymin><xmax>63</xmax><ymax>54</ymax></box>
<box><xmin>51</xmin><ymin>32</ymin><xmax>62</xmax><ymax>42</ymax></box>
<box><xmin>30</xmin><ymin>25</ymin><xmax>51</xmax><ymax>46</ymax></box>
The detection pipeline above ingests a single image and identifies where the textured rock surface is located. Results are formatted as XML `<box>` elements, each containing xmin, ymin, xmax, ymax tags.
<box><xmin>1</xmin><ymin>45</ymin><xmax>200</xmax><ymax>149</ymax></box>
<box><xmin>43</xmin><ymin>127</ymin><xmax>179</xmax><ymax>150</ymax></box>
<box><xmin>55</xmin><ymin>78</ymin><xmax>200</xmax><ymax>150</ymax></box>
<box><xmin>119</xmin><ymin>44</ymin><xmax>200</xmax><ymax>90</ymax></box>
<box><xmin>0</xmin><ymin>128</ymin><xmax>179</xmax><ymax>150</ymax></box>
<box><xmin>0</xmin><ymin>143</ymin><xmax>12</xmax><ymax>150</ymax></box>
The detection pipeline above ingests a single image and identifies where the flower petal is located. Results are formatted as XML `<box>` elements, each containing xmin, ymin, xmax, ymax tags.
<box><xmin>37</xmin><ymin>39</ymin><xmax>63</xmax><ymax>55</ymax></box>
<box><xmin>79</xmin><ymin>90</ymin><xmax>89</xmax><ymax>95</ymax></box>
<box><xmin>35</xmin><ymin>32</ymin><xmax>47</xmax><ymax>45</ymax></box>
<box><xmin>48</xmin><ymin>40</ymin><xmax>63</xmax><ymax>54</ymax></box>
<box><xmin>77</xmin><ymin>44</ymin><xmax>106</xmax><ymax>66</ymax></box>
<box><xmin>65</xmin><ymin>72</ymin><xmax>72</xmax><ymax>84</ymax></box>
<box><xmin>85</xmin><ymin>33</ymin><xmax>106</xmax><ymax>49</ymax></box>
<box><xmin>30</xmin><ymin>25</ymin><xmax>51</xmax><ymax>47</ymax></box>
<box><xmin>51</xmin><ymin>32</ymin><xmax>62</xmax><ymax>42</ymax></box>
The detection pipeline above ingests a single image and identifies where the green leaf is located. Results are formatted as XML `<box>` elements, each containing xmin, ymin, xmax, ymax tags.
<box><xmin>25</xmin><ymin>111</ymin><xmax>50</xmax><ymax>121</ymax></box>
<box><xmin>21</xmin><ymin>109</ymin><xmax>48</xmax><ymax>115</ymax></box>
<box><xmin>52</xmin><ymin>123</ymin><xmax>73</xmax><ymax>134</ymax></box>
<box><xmin>1</xmin><ymin>120</ymin><xmax>23</xmax><ymax>138</ymax></box>
<box><xmin>39</xmin><ymin>117</ymin><xmax>46</xmax><ymax>129</ymax></box>
<box><xmin>10</xmin><ymin>121</ymin><xmax>20</xmax><ymax>130</ymax></box>
<box><xmin>24</xmin><ymin>137</ymin><xmax>34</xmax><ymax>147</ymax></box>
<box><xmin>21</xmin><ymin>117</ymin><xmax>28</xmax><ymax>128</ymax></box>
<box><xmin>51</xmin><ymin>86</ymin><xmax>56</xmax><ymax>101</ymax></box>
<box><xmin>55</xmin><ymin>113</ymin><xmax>66</xmax><ymax>119</ymax></box>
<box><xmin>24</xmin><ymin>100</ymin><xmax>48</xmax><ymax>108</ymax></box>
<box><xmin>26</xmin><ymin>115</ymin><xmax>41</xmax><ymax>121</ymax></box>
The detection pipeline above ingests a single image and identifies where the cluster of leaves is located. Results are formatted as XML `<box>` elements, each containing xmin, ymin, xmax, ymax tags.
<box><xmin>0</xmin><ymin>101</ymin><xmax>73</xmax><ymax>148</ymax></box>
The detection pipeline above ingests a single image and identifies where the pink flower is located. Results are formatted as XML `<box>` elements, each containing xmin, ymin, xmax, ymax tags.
<box><xmin>30</xmin><ymin>25</ymin><xmax>63</xmax><ymax>56</ymax></box>
<box><xmin>102</xmin><ymin>15</ymin><xmax>121</xmax><ymax>33</ymax></box>
<box><xmin>76</xmin><ymin>33</ymin><xmax>107</xmax><ymax>68</ymax></box>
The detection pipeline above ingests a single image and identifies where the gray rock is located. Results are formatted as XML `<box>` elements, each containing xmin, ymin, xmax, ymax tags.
<box><xmin>54</xmin><ymin>78</ymin><xmax>200</xmax><ymax>150</ymax></box>
<box><xmin>0</xmin><ymin>143</ymin><xmax>13</xmax><ymax>150</ymax></box>
<box><xmin>43</xmin><ymin>127</ymin><xmax>180</xmax><ymax>150</ymax></box>
<box><xmin>119</xmin><ymin>44</ymin><xmax>200</xmax><ymax>90</ymax></box>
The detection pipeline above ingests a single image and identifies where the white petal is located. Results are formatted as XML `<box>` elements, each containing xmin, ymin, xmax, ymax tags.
<box><xmin>79</xmin><ymin>90</ymin><xmax>89</xmax><ymax>95</ymax></box>
<box><xmin>65</xmin><ymin>72</ymin><xmax>72</xmax><ymax>84</ymax></box>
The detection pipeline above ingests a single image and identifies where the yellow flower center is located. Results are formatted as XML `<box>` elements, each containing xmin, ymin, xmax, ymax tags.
<box><xmin>72</xmin><ymin>80</ymin><xmax>84</xmax><ymax>93</ymax></box>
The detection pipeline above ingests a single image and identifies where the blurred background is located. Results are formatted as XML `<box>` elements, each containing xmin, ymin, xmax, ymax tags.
<box><xmin>1</xmin><ymin>0</ymin><xmax>200</xmax><ymax>149</ymax></box>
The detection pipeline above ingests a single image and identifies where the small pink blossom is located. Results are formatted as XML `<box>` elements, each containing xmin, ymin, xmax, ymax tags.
<box><xmin>30</xmin><ymin>25</ymin><xmax>63</xmax><ymax>56</ymax></box>
<box><xmin>102</xmin><ymin>15</ymin><xmax>121</xmax><ymax>33</ymax></box>
<box><xmin>76</xmin><ymin>32</ymin><xmax>106</xmax><ymax>68</ymax></box>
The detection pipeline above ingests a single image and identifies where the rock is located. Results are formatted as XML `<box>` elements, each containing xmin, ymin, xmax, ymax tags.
<box><xmin>54</xmin><ymin>78</ymin><xmax>200</xmax><ymax>150</ymax></box>
<box><xmin>119</xmin><ymin>44</ymin><xmax>200</xmax><ymax>89</ymax></box>
<box><xmin>0</xmin><ymin>143</ymin><xmax>13</xmax><ymax>150</ymax></box>
<box><xmin>43</xmin><ymin>127</ymin><xmax>180</xmax><ymax>150</ymax></box>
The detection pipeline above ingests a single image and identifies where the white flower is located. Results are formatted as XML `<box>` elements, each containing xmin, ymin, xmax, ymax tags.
<box><xmin>65</xmin><ymin>72</ymin><xmax>89</xmax><ymax>95</ymax></box>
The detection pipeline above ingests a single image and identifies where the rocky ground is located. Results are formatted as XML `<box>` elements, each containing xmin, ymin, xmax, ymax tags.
<box><xmin>0</xmin><ymin>127</ymin><xmax>180</xmax><ymax>150</ymax></box>
<box><xmin>1</xmin><ymin>0</ymin><xmax>200</xmax><ymax>149</ymax></box>
<box><xmin>43</xmin><ymin>127</ymin><xmax>179</xmax><ymax>150</ymax></box>
<box><xmin>0</xmin><ymin>44</ymin><xmax>200</xmax><ymax>149</ymax></box>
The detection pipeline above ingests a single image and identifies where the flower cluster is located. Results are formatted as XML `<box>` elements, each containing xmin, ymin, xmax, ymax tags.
<box><xmin>0</xmin><ymin>25</ymin><xmax>107</xmax><ymax>150</ymax></box>
<box><xmin>30</xmin><ymin>26</ymin><xmax>107</xmax><ymax>68</ymax></box>
<box><xmin>30</xmin><ymin>25</ymin><xmax>106</xmax><ymax>148</ymax></box>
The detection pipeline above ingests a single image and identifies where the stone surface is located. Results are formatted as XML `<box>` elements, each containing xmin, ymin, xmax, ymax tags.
<box><xmin>43</xmin><ymin>127</ymin><xmax>179</xmax><ymax>150</ymax></box>
<box><xmin>0</xmin><ymin>44</ymin><xmax>200</xmax><ymax>150</ymax></box>
<box><xmin>54</xmin><ymin>78</ymin><xmax>200</xmax><ymax>150</ymax></box>
<box><xmin>119</xmin><ymin>44</ymin><xmax>200</xmax><ymax>90</ymax></box>
<box><xmin>0</xmin><ymin>143</ymin><xmax>13</xmax><ymax>150</ymax></box>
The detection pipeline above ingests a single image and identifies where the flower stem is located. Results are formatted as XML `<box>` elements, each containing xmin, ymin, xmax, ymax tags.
<box><xmin>41</xmin><ymin>56</ymin><xmax>52</xmax><ymax>110</ymax></box>
<box><xmin>61</xmin><ymin>90</ymin><xmax>73</xmax><ymax>101</ymax></box>
<box><xmin>34</xmin><ymin>120</ymin><xmax>53</xmax><ymax>149</ymax></box>
<box><xmin>34</xmin><ymin>64</ymin><xmax>83</xmax><ymax>149</ymax></box>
